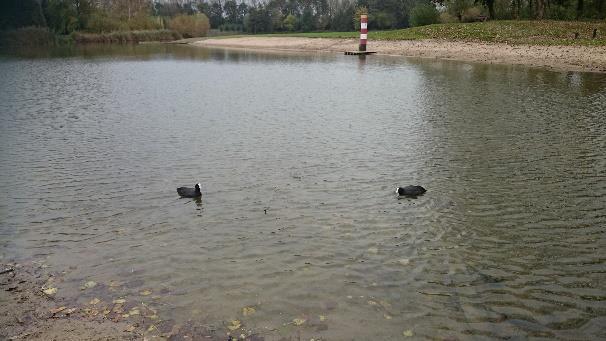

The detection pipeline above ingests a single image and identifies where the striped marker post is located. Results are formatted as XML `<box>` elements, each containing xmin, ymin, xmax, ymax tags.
<box><xmin>359</xmin><ymin>15</ymin><xmax>368</xmax><ymax>52</ymax></box>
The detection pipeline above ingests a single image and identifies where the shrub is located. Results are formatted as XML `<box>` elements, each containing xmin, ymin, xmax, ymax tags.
<box><xmin>547</xmin><ymin>5</ymin><xmax>575</xmax><ymax>20</ymax></box>
<box><xmin>0</xmin><ymin>26</ymin><xmax>55</xmax><ymax>47</ymax></box>
<box><xmin>461</xmin><ymin>6</ymin><xmax>484</xmax><ymax>22</ymax></box>
<box><xmin>447</xmin><ymin>0</ymin><xmax>474</xmax><ymax>21</ymax></box>
<box><xmin>72</xmin><ymin>30</ymin><xmax>181</xmax><ymax>44</ymax></box>
<box><xmin>438</xmin><ymin>12</ymin><xmax>458</xmax><ymax>23</ymax></box>
<box><xmin>127</xmin><ymin>15</ymin><xmax>163</xmax><ymax>31</ymax></box>
<box><xmin>86</xmin><ymin>11</ymin><xmax>126</xmax><ymax>33</ymax></box>
<box><xmin>410</xmin><ymin>3</ymin><xmax>439</xmax><ymax>27</ymax></box>
<box><xmin>283</xmin><ymin>14</ymin><xmax>296</xmax><ymax>31</ymax></box>
<box><xmin>168</xmin><ymin>14</ymin><xmax>210</xmax><ymax>38</ymax></box>
<box><xmin>373</xmin><ymin>11</ymin><xmax>397</xmax><ymax>29</ymax></box>
<box><xmin>493</xmin><ymin>0</ymin><xmax>513</xmax><ymax>19</ymax></box>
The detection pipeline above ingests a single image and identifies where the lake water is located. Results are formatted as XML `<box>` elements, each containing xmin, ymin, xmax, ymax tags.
<box><xmin>1</xmin><ymin>44</ymin><xmax>605</xmax><ymax>340</ymax></box>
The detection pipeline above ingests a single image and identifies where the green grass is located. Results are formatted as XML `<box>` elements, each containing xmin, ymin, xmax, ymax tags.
<box><xmin>215</xmin><ymin>21</ymin><xmax>606</xmax><ymax>46</ymax></box>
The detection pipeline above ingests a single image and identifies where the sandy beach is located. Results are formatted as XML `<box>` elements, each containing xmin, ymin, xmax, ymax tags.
<box><xmin>194</xmin><ymin>37</ymin><xmax>606</xmax><ymax>73</ymax></box>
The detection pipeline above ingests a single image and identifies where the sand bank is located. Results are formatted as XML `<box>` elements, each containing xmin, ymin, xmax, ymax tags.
<box><xmin>193</xmin><ymin>37</ymin><xmax>606</xmax><ymax>73</ymax></box>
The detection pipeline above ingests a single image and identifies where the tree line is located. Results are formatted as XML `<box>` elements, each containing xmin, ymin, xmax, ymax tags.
<box><xmin>1</xmin><ymin>0</ymin><xmax>604</xmax><ymax>37</ymax></box>
<box><xmin>159</xmin><ymin>0</ymin><xmax>604</xmax><ymax>32</ymax></box>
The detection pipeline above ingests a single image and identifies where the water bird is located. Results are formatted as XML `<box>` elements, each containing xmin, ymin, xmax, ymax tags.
<box><xmin>177</xmin><ymin>183</ymin><xmax>202</xmax><ymax>198</ymax></box>
<box><xmin>396</xmin><ymin>185</ymin><xmax>426</xmax><ymax>196</ymax></box>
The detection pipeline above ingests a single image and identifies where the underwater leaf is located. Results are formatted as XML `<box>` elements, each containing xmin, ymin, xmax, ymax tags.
<box><xmin>319</xmin><ymin>315</ymin><xmax>327</xmax><ymax>321</ymax></box>
<box><xmin>85</xmin><ymin>308</ymin><xmax>99</xmax><ymax>316</ymax></box>
<box><xmin>403</xmin><ymin>330</ymin><xmax>414</xmax><ymax>337</ymax></box>
<box><xmin>43</xmin><ymin>287</ymin><xmax>57</xmax><ymax>296</ymax></box>
<box><xmin>293</xmin><ymin>318</ymin><xmax>306</xmax><ymax>326</ymax></box>
<box><xmin>227</xmin><ymin>320</ymin><xmax>241</xmax><ymax>331</ymax></box>
<box><xmin>113</xmin><ymin>299</ymin><xmax>126</xmax><ymax>304</ymax></box>
<box><xmin>50</xmin><ymin>306</ymin><xmax>67</xmax><ymax>314</ymax></box>
<box><xmin>139</xmin><ymin>290</ymin><xmax>152</xmax><ymax>296</ymax></box>
<box><xmin>242</xmin><ymin>306</ymin><xmax>256</xmax><ymax>316</ymax></box>
<box><xmin>81</xmin><ymin>281</ymin><xmax>97</xmax><ymax>290</ymax></box>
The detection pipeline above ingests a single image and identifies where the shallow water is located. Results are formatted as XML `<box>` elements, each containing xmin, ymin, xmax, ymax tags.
<box><xmin>1</xmin><ymin>44</ymin><xmax>606</xmax><ymax>340</ymax></box>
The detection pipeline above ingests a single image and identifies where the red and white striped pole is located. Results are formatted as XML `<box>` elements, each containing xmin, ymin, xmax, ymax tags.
<box><xmin>359</xmin><ymin>14</ymin><xmax>368</xmax><ymax>52</ymax></box>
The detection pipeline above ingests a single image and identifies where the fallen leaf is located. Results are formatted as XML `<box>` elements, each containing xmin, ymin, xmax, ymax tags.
<box><xmin>64</xmin><ymin>308</ymin><xmax>76</xmax><ymax>314</ymax></box>
<box><xmin>242</xmin><ymin>306</ymin><xmax>256</xmax><ymax>316</ymax></box>
<box><xmin>81</xmin><ymin>281</ymin><xmax>97</xmax><ymax>290</ymax></box>
<box><xmin>293</xmin><ymin>318</ymin><xmax>306</xmax><ymax>326</ymax></box>
<box><xmin>89</xmin><ymin>298</ymin><xmax>101</xmax><ymax>305</ymax></box>
<box><xmin>50</xmin><ymin>306</ymin><xmax>67</xmax><ymax>314</ymax></box>
<box><xmin>113</xmin><ymin>299</ymin><xmax>125</xmax><ymax>304</ymax></box>
<box><xmin>84</xmin><ymin>308</ymin><xmax>99</xmax><ymax>316</ymax></box>
<box><xmin>227</xmin><ymin>320</ymin><xmax>241</xmax><ymax>331</ymax></box>
<box><xmin>129</xmin><ymin>308</ymin><xmax>140</xmax><ymax>316</ymax></box>
<box><xmin>103</xmin><ymin>309</ymin><xmax>111</xmax><ymax>315</ymax></box>
<box><xmin>398</xmin><ymin>259</ymin><xmax>410</xmax><ymax>266</ymax></box>
<box><xmin>42</xmin><ymin>287</ymin><xmax>57</xmax><ymax>296</ymax></box>
<box><xmin>367</xmin><ymin>300</ymin><xmax>378</xmax><ymax>306</ymax></box>
<box><xmin>319</xmin><ymin>315</ymin><xmax>327</xmax><ymax>321</ymax></box>
<box><xmin>139</xmin><ymin>290</ymin><xmax>152</xmax><ymax>296</ymax></box>
<box><xmin>384</xmin><ymin>314</ymin><xmax>392</xmax><ymax>320</ymax></box>
<box><xmin>125</xmin><ymin>325</ymin><xmax>136</xmax><ymax>332</ymax></box>
<box><xmin>403</xmin><ymin>330</ymin><xmax>413</xmax><ymax>337</ymax></box>
<box><xmin>122</xmin><ymin>313</ymin><xmax>130</xmax><ymax>318</ymax></box>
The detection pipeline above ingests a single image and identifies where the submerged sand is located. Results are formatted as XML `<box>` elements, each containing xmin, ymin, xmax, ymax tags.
<box><xmin>0</xmin><ymin>262</ymin><xmax>134</xmax><ymax>341</ymax></box>
<box><xmin>193</xmin><ymin>37</ymin><xmax>606</xmax><ymax>73</ymax></box>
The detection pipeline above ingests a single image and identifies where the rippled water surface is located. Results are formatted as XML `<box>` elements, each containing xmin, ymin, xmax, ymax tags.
<box><xmin>1</xmin><ymin>44</ymin><xmax>606</xmax><ymax>340</ymax></box>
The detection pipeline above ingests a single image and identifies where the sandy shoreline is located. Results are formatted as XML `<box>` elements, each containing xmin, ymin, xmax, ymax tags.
<box><xmin>0</xmin><ymin>261</ymin><xmax>276</xmax><ymax>340</ymax></box>
<box><xmin>0</xmin><ymin>262</ymin><xmax>134</xmax><ymax>340</ymax></box>
<box><xmin>0</xmin><ymin>261</ymin><xmax>233</xmax><ymax>340</ymax></box>
<box><xmin>193</xmin><ymin>37</ymin><xmax>606</xmax><ymax>73</ymax></box>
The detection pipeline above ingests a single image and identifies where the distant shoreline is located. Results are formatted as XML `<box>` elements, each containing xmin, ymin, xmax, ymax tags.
<box><xmin>192</xmin><ymin>36</ymin><xmax>606</xmax><ymax>74</ymax></box>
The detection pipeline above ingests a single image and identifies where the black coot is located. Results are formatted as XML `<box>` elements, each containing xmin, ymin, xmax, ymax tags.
<box><xmin>396</xmin><ymin>185</ymin><xmax>426</xmax><ymax>196</ymax></box>
<box><xmin>177</xmin><ymin>183</ymin><xmax>202</xmax><ymax>198</ymax></box>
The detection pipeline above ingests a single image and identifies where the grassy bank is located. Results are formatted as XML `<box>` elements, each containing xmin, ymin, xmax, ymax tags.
<box><xmin>0</xmin><ymin>27</ymin><xmax>57</xmax><ymax>47</ymax></box>
<box><xmin>259</xmin><ymin>20</ymin><xmax>606</xmax><ymax>46</ymax></box>
<box><xmin>0</xmin><ymin>27</ymin><xmax>183</xmax><ymax>48</ymax></box>
<box><xmin>72</xmin><ymin>30</ymin><xmax>182</xmax><ymax>44</ymax></box>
